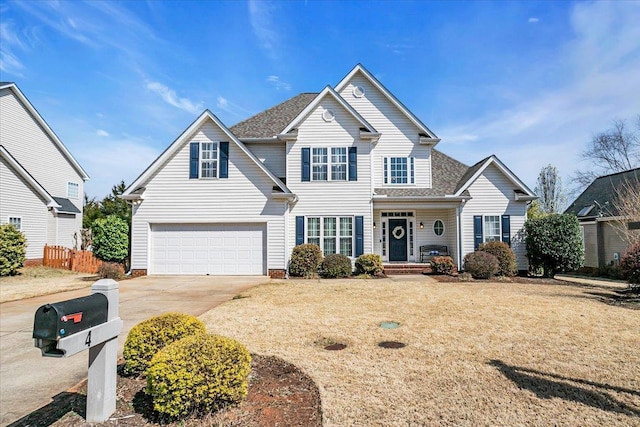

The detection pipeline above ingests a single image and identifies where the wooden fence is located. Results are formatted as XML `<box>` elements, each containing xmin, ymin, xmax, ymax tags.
<box><xmin>43</xmin><ymin>245</ymin><xmax>103</xmax><ymax>274</ymax></box>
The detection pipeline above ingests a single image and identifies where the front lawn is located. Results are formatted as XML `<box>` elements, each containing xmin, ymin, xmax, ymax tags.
<box><xmin>200</xmin><ymin>277</ymin><xmax>640</xmax><ymax>426</ymax></box>
<box><xmin>0</xmin><ymin>266</ymin><xmax>94</xmax><ymax>303</ymax></box>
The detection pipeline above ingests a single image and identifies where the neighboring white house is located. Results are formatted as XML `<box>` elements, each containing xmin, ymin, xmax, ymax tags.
<box><xmin>0</xmin><ymin>82</ymin><xmax>89</xmax><ymax>262</ymax></box>
<box><xmin>122</xmin><ymin>64</ymin><xmax>536</xmax><ymax>277</ymax></box>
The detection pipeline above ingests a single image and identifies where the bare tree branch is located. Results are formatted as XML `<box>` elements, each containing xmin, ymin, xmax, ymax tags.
<box><xmin>611</xmin><ymin>176</ymin><xmax>640</xmax><ymax>247</ymax></box>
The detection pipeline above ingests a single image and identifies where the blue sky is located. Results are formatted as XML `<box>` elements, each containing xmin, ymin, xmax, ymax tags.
<box><xmin>1</xmin><ymin>0</ymin><xmax>639</xmax><ymax>200</ymax></box>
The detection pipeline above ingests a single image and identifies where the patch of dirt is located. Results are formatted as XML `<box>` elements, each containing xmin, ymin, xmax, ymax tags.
<box><xmin>12</xmin><ymin>355</ymin><xmax>322</xmax><ymax>427</ymax></box>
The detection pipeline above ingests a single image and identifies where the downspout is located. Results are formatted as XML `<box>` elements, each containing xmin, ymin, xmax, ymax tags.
<box><xmin>284</xmin><ymin>200</ymin><xmax>290</xmax><ymax>278</ymax></box>
<box><xmin>457</xmin><ymin>203</ymin><xmax>463</xmax><ymax>272</ymax></box>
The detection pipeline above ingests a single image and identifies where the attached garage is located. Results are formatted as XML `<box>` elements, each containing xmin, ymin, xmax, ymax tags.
<box><xmin>150</xmin><ymin>223</ymin><xmax>266</xmax><ymax>275</ymax></box>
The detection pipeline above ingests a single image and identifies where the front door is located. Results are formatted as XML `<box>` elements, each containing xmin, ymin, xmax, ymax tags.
<box><xmin>388</xmin><ymin>219</ymin><xmax>408</xmax><ymax>261</ymax></box>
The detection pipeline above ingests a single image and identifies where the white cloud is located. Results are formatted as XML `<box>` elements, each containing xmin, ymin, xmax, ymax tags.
<box><xmin>248</xmin><ymin>0</ymin><xmax>278</xmax><ymax>58</ymax></box>
<box><xmin>0</xmin><ymin>21</ymin><xmax>25</xmax><ymax>75</ymax></box>
<box><xmin>215</xmin><ymin>95</ymin><xmax>251</xmax><ymax>118</ymax></box>
<box><xmin>96</xmin><ymin>129</ymin><xmax>109</xmax><ymax>137</ymax></box>
<box><xmin>437</xmin><ymin>1</ymin><xmax>640</xmax><ymax>193</ymax></box>
<box><xmin>146</xmin><ymin>81</ymin><xmax>203</xmax><ymax>115</ymax></box>
<box><xmin>266</xmin><ymin>75</ymin><xmax>291</xmax><ymax>91</ymax></box>
<box><xmin>216</xmin><ymin>96</ymin><xmax>228</xmax><ymax>109</ymax></box>
<box><xmin>528</xmin><ymin>17</ymin><xmax>539</xmax><ymax>23</ymax></box>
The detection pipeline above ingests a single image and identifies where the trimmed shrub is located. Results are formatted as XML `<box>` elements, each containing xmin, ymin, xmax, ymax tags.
<box><xmin>430</xmin><ymin>256</ymin><xmax>455</xmax><ymax>275</ymax></box>
<box><xmin>320</xmin><ymin>253</ymin><xmax>352</xmax><ymax>278</ymax></box>
<box><xmin>146</xmin><ymin>334</ymin><xmax>251</xmax><ymax>418</ymax></box>
<box><xmin>355</xmin><ymin>254</ymin><xmax>384</xmax><ymax>276</ymax></box>
<box><xmin>289</xmin><ymin>244</ymin><xmax>323</xmax><ymax>277</ymax></box>
<box><xmin>525</xmin><ymin>214</ymin><xmax>584</xmax><ymax>278</ymax></box>
<box><xmin>91</xmin><ymin>215</ymin><xmax>129</xmax><ymax>263</ymax></box>
<box><xmin>123</xmin><ymin>312</ymin><xmax>206</xmax><ymax>376</ymax></box>
<box><xmin>97</xmin><ymin>262</ymin><xmax>124</xmax><ymax>280</ymax></box>
<box><xmin>620</xmin><ymin>243</ymin><xmax>640</xmax><ymax>289</ymax></box>
<box><xmin>0</xmin><ymin>224</ymin><xmax>26</xmax><ymax>276</ymax></box>
<box><xmin>479</xmin><ymin>241</ymin><xmax>517</xmax><ymax>276</ymax></box>
<box><xmin>463</xmin><ymin>251</ymin><xmax>499</xmax><ymax>279</ymax></box>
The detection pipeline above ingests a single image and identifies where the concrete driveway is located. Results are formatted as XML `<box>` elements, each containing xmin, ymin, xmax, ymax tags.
<box><xmin>0</xmin><ymin>275</ymin><xmax>268</xmax><ymax>426</ymax></box>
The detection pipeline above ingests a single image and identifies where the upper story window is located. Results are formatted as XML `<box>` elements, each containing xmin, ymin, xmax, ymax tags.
<box><xmin>67</xmin><ymin>182</ymin><xmax>79</xmax><ymax>198</ymax></box>
<box><xmin>383</xmin><ymin>157</ymin><xmax>414</xmax><ymax>184</ymax></box>
<box><xmin>311</xmin><ymin>147</ymin><xmax>348</xmax><ymax>181</ymax></box>
<box><xmin>200</xmin><ymin>142</ymin><xmax>218</xmax><ymax>178</ymax></box>
<box><xmin>9</xmin><ymin>217</ymin><xmax>21</xmax><ymax>231</ymax></box>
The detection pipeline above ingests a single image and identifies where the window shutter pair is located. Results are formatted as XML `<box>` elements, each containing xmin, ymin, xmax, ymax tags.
<box><xmin>189</xmin><ymin>142</ymin><xmax>229</xmax><ymax>179</ymax></box>
<box><xmin>295</xmin><ymin>215</ymin><xmax>364</xmax><ymax>257</ymax></box>
<box><xmin>473</xmin><ymin>215</ymin><xmax>511</xmax><ymax>249</ymax></box>
<box><xmin>301</xmin><ymin>147</ymin><xmax>357</xmax><ymax>181</ymax></box>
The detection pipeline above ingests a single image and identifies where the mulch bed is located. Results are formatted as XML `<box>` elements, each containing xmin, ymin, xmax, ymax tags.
<box><xmin>11</xmin><ymin>355</ymin><xmax>322</xmax><ymax>427</ymax></box>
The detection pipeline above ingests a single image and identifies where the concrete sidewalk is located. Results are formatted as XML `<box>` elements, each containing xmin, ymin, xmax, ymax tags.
<box><xmin>0</xmin><ymin>275</ymin><xmax>268</xmax><ymax>426</ymax></box>
<box><xmin>555</xmin><ymin>274</ymin><xmax>629</xmax><ymax>289</ymax></box>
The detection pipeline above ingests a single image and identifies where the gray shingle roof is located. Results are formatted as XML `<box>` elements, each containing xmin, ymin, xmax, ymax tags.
<box><xmin>230</xmin><ymin>93</ymin><xmax>318</xmax><ymax>139</ymax></box>
<box><xmin>453</xmin><ymin>156</ymin><xmax>490</xmax><ymax>194</ymax></box>
<box><xmin>375</xmin><ymin>149</ymin><xmax>469</xmax><ymax>197</ymax></box>
<box><xmin>564</xmin><ymin>168</ymin><xmax>640</xmax><ymax>218</ymax></box>
<box><xmin>52</xmin><ymin>197</ymin><xmax>81</xmax><ymax>214</ymax></box>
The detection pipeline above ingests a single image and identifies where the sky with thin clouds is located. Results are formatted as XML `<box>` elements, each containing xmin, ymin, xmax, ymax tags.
<box><xmin>1</xmin><ymin>0</ymin><xmax>638</xmax><ymax>200</ymax></box>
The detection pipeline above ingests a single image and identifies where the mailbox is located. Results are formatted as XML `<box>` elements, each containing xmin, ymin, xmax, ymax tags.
<box><xmin>33</xmin><ymin>293</ymin><xmax>108</xmax><ymax>357</ymax></box>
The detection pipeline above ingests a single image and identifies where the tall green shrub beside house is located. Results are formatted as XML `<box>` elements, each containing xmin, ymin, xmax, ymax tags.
<box><xmin>91</xmin><ymin>215</ymin><xmax>129</xmax><ymax>263</ymax></box>
<box><xmin>0</xmin><ymin>224</ymin><xmax>26</xmax><ymax>276</ymax></box>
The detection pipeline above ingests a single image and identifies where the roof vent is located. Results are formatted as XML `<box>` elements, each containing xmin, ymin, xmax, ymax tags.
<box><xmin>322</xmin><ymin>109</ymin><xmax>335</xmax><ymax>122</ymax></box>
<box><xmin>352</xmin><ymin>85</ymin><xmax>365</xmax><ymax>98</ymax></box>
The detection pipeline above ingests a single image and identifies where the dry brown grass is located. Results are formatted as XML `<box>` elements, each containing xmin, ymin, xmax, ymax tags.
<box><xmin>200</xmin><ymin>276</ymin><xmax>640</xmax><ymax>426</ymax></box>
<box><xmin>0</xmin><ymin>266</ymin><xmax>94</xmax><ymax>303</ymax></box>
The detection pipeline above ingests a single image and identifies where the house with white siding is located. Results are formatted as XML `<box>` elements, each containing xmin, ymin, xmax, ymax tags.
<box><xmin>0</xmin><ymin>82</ymin><xmax>89</xmax><ymax>262</ymax></box>
<box><xmin>122</xmin><ymin>64</ymin><xmax>536</xmax><ymax>277</ymax></box>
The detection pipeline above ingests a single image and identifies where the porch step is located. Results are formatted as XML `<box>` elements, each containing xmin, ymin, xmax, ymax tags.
<box><xmin>383</xmin><ymin>263</ymin><xmax>432</xmax><ymax>275</ymax></box>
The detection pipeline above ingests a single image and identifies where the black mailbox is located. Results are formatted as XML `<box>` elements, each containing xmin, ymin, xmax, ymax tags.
<box><xmin>33</xmin><ymin>293</ymin><xmax>109</xmax><ymax>342</ymax></box>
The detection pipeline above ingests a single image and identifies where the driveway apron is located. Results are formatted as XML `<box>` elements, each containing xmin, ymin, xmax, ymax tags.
<box><xmin>0</xmin><ymin>275</ymin><xmax>267</xmax><ymax>426</ymax></box>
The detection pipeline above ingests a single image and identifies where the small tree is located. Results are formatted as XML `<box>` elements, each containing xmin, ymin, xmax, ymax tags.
<box><xmin>0</xmin><ymin>224</ymin><xmax>26</xmax><ymax>276</ymax></box>
<box><xmin>611</xmin><ymin>175</ymin><xmax>640</xmax><ymax>247</ymax></box>
<box><xmin>619</xmin><ymin>243</ymin><xmax>640</xmax><ymax>290</ymax></box>
<box><xmin>91</xmin><ymin>215</ymin><xmax>129</xmax><ymax>263</ymax></box>
<box><xmin>524</xmin><ymin>214</ymin><xmax>584</xmax><ymax>278</ymax></box>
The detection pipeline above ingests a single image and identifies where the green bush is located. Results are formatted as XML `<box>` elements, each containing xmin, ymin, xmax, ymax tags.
<box><xmin>478</xmin><ymin>241</ymin><xmax>517</xmax><ymax>276</ymax></box>
<box><xmin>355</xmin><ymin>254</ymin><xmax>384</xmax><ymax>276</ymax></box>
<box><xmin>0</xmin><ymin>224</ymin><xmax>26</xmax><ymax>276</ymax></box>
<box><xmin>430</xmin><ymin>256</ymin><xmax>455</xmax><ymax>275</ymax></box>
<box><xmin>620</xmin><ymin>243</ymin><xmax>640</xmax><ymax>289</ymax></box>
<box><xmin>97</xmin><ymin>262</ymin><xmax>124</xmax><ymax>280</ymax></box>
<box><xmin>123</xmin><ymin>312</ymin><xmax>206</xmax><ymax>376</ymax></box>
<box><xmin>320</xmin><ymin>253</ymin><xmax>352</xmax><ymax>278</ymax></box>
<box><xmin>91</xmin><ymin>215</ymin><xmax>129</xmax><ymax>263</ymax></box>
<box><xmin>289</xmin><ymin>244</ymin><xmax>323</xmax><ymax>277</ymax></box>
<box><xmin>146</xmin><ymin>333</ymin><xmax>251</xmax><ymax>418</ymax></box>
<box><xmin>463</xmin><ymin>251</ymin><xmax>499</xmax><ymax>279</ymax></box>
<box><xmin>524</xmin><ymin>214</ymin><xmax>584</xmax><ymax>278</ymax></box>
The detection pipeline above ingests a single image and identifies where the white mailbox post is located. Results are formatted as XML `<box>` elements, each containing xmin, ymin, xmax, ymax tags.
<box><xmin>33</xmin><ymin>279</ymin><xmax>123</xmax><ymax>423</ymax></box>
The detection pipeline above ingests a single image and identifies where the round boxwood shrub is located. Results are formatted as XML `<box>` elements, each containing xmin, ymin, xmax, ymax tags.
<box><xmin>463</xmin><ymin>251</ymin><xmax>499</xmax><ymax>279</ymax></box>
<box><xmin>320</xmin><ymin>253</ymin><xmax>352</xmax><ymax>278</ymax></box>
<box><xmin>0</xmin><ymin>224</ymin><xmax>26</xmax><ymax>276</ymax></box>
<box><xmin>430</xmin><ymin>256</ymin><xmax>455</xmax><ymax>275</ymax></box>
<box><xmin>289</xmin><ymin>244</ymin><xmax>323</xmax><ymax>277</ymax></box>
<box><xmin>146</xmin><ymin>333</ymin><xmax>251</xmax><ymax>418</ymax></box>
<box><xmin>355</xmin><ymin>254</ymin><xmax>384</xmax><ymax>276</ymax></box>
<box><xmin>123</xmin><ymin>312</ymin><xmax>206</xmax><ymax>376</ymax></box>
<box><xmin>620</xmin><ymin>243</ymin><xmax>640</xmax><ymax>289</ymax></box>
<box><xmin>478</xmin><ymin>241</ymin><xmax>517</xmax><ymax>276</ymax></box>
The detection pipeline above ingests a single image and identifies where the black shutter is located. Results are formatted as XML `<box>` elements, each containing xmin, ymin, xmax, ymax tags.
<box><xmin>219</xmin><ymin>142</ymin><xmax>229</xmax><ymax>178</ymax></box>
<box><xmin>301</xmin><ymin>148</ymin><xmax>310</xmax><ymax>182</ymax></box>
<box><xmin>295</xmin><ymin>216</ymin><xmax>305</xmax><ymax>245</ymax></box>
<box><xmin>501</xmin><ymin>215</ymin><xmax>511</xmax><ymax>246</ymax></box>
<box><xmin>355</xmin><ymin>216</ymin><xmax>364</xmax><ymax>257</ymax></box>
<box><xmin>473</xmin><ymin>216</ymin><xmax>483</xmax><ymax>250</ymax></box>
<box><xmin>189</xmin><ymin>142</ymin><xmax>199</xmax><ymax>179</ymax></box>
<box><xmin>348</xmin><ymin>147</ymin><xmax>357</xmax><ymax>181</ymax></box>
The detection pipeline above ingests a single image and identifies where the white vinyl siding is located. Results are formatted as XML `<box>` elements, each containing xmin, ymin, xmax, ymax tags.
<box><xmin>0</xmin><ymin>88</ymin><xmax>85</xmax><ymax>204</ymax></box>
<box><xmin>286</xmin><ymin>95</ymin><xmax>372</xmax><ymax>258</ymax></box>
<box><xmin>460</xmin><ymin>163</ymin><xmax>529</xmax><ymax>270</ymax></box>
<box><xmin>244</xmin><ymin>142</ymin><xmax>286</xmax><ymax>178</ymax></box>
<box><xmin>338</xmin><ymin>74</ymin><xmax>432</xmax><ymax>189</ymax></box>
<box><xmin>130</xmin><ymin>120</ymin><xmax>285</xmax><ymax>273</ymax></box>
<box><xmin>0</xmin><ymin>156</ymin><xmax>49</xmax><ymax>259</ymax></box>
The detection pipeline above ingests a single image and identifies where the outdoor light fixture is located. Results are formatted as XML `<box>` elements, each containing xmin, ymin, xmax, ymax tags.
<box><xmin>373</xmin><ymin>222</ymin><xmax>377</xmax><ymax>229</ymax></box>
<box><xmin>419</xmin><ymin>222</ymin><xmax>424</xmax><ymax>229</ymax></box>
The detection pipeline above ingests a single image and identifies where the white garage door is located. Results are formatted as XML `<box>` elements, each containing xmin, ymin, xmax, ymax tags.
<box><xmin>151</xmin><ymin>224</ymin><xmax>266</xmax><ymax>275</ymax></box>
